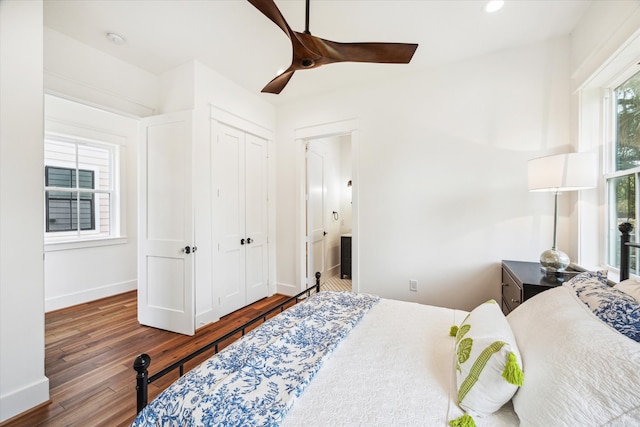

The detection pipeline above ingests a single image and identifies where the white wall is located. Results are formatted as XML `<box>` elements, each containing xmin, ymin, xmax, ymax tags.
<box><xmin>570</xmin><ymin>0</ymin><xmax>640</xmax><ymax>92</ymax></box>
<box><xmin>43</xmin><ymin>95</ymin><xmax>139</xmax><ymax>311</ymax></box>
<box><xmin>276</xmin><ymin>37</ymin><xmax>573</xmax><ymax>311</ymax></box>
<box><xmin>0</xmin><ymin>1</ymin><xmax>49</xmax><ymax>422</ymax></box>
<box><xmin>44</xmin><ymin>27</ymin><xmax>159</xmax><ymax>117</ymax></box>
<box><xmin>340</xmin><ymin>135</ymin><xmax>353</xmax><ymax>235</ymax></box>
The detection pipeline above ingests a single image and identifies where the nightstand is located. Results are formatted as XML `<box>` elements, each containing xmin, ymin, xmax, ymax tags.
<box><xmin>501</xmin><ymin>260</ymin><xmax>569</xmax><ymax>315</ymax></box>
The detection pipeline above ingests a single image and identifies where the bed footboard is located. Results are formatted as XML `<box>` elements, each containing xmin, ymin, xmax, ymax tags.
<box><xmin>620</xmin><ymin>222</ymin><xmax>639</xmax><ymax>281</ymax></box>
<box><xmin>133</xmin><ymin>272</ymin><xmax>322</xmax><ymax>414</ymax></box>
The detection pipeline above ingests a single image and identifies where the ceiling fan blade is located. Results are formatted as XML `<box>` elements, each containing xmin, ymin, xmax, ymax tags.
<box><xmin>261</xmin><ymin>69</ymin><xmax>296</xmax><ymax>94</ymax></box>
<box><xmin>247</xmin><ymin>0</ymin><xmax>293</xmax><ymax>38</ymax></box>
<box><xmin>317</xmin><ymin>40</ymin><xmax>418</xmax><ymax>64</ymax></box>
<box><xmin>248</xmin><ymin>0</ymin><xmax>419</xmax><ymax>94</ymax></box>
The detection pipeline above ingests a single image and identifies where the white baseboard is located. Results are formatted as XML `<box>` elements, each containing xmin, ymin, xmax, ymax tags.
<box><xmin>195</xmin><ymin>310</ymin><xmax>219</xmax><ymax>330</ymax></box>
<box><xmin>0</xmin><ymin>376</ymin><xmax>49</xmax><ymax>423</ymax></box>
<box><xmin>326</xmin><ymin>265</ymin><xmax>340</xmax><ymax>279</ymax></box>
<box><xmin>276</xmin><ymin>282</ymin><xmax>299</xmax><ymax>296</ymax></box>
<box><xmin>45</xmin><ymin>279</ymin><xmax>137</xmax><ymax>312</ymax></box>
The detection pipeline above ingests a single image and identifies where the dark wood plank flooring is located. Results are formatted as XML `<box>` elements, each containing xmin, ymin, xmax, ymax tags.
<box><xmin>1</xmin><ymin>291</ymin><xmax>293</xmax><ymax>427</ymax></box>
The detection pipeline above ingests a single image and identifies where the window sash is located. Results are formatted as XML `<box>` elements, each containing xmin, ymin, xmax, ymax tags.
<box><xmin>44</xmin><ymin>137</ymin><xmax>115</xmax><ymax>240</ymax></box>
<box><xmin>45</xmin><ymin>192</ymin><xmax>95</xmax><ymax>232</ymax></box>
<box><xmin>604</xmin><ymin>70</ymin><xmax>640</xmax><ymax>277</ymax></box>
<box><xmin>605</xmin><ymin>170</ymin><xmax>639</xmax><ymax>276</ymax></box>
<box><xmin>614</xmin><ymin>72</ymin><xmax>640</xmax><ymax>172</ymax></box>
<box><xmin>45</xmin><ymin>166</ymin><xmax>97</xmax><ymax>233</ymax></box>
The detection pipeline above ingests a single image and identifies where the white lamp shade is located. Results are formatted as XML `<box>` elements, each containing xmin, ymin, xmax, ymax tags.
<box><xmin>528</xmin><ymin>152</ymin><xmax>597</xmax><ymax>192</ymax></box>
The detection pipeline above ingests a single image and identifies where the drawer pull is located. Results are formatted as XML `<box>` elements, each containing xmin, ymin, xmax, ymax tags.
<box><xmin>511</xmin><ymin>298</ymin><xmax>521</xmax><ymax>304</ymax></box>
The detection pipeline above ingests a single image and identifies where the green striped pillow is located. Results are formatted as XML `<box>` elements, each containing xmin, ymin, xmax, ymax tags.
<box><xmin>452</xmin><ymin>300</ymin><xmax>524</xmax><ymax>419</ymax></box>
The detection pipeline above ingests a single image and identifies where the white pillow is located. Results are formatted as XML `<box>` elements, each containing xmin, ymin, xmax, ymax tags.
<box><xmin>508</xmin><ymin>286</ymin><xmax>640</xmax><ymax>426</ymax></box>
<box><xmin>616</xmin><ymin>277</ymin><xmax>640</xmax><ymax>303</ymax></box>
<box><xmin>452</xmin><ymin>299</ymin><xmax>523</xmax><ymax>419</ymax></box>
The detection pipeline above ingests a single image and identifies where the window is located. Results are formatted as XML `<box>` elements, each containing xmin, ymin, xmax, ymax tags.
<box><xmin>44</xmin><ymin>137</ymin><xmax>117</xmax><ymax>241</ymax></box>
<box><xmin>605</xmin><ymin>70</ymin><xmax>640</xmax><ymax>276</ymax></box>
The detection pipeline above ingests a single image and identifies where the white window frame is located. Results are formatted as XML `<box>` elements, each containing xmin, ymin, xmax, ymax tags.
<box><xmin>44</xmin><ymin>133</ymin><xmax>122</xmax><ymax>248</ymax></box>
<box><xmin>602</xmin><ymin>72</ymin><xmax>640</xmax><ymax>277</ymax></box>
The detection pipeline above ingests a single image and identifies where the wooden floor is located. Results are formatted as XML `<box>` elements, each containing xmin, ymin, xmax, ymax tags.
<box><xmin>1</xmin><ymin>291</ymin><xmax>294</xmax><ymax>427</ymax></box>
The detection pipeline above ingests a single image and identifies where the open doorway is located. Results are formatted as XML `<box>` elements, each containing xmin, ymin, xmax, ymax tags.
<box><xmin>294</xmin><ymin>119</ymin><xmax>359</xmax><ymax>294</ymax></box>
<box><xmin>305</xmin><ymin>135</ymin><xmax>352</xmax><ymax>292</ymax></box>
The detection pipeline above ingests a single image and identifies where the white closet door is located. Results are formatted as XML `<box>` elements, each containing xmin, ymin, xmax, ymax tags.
<box><xmin>213</xmin><ymin>121</ymin><xmax>269</xmax><ymax>316</ymax></box>
<box><xmin>244</xmin><ymin>133</ymin><xmax>268</xmax><ymax>304</ymax></box>
<box><xmin>139</xmin><ymin>112</ymin><xmax>195</xmax><ymax>335</ymax></box>
<box><xmin>214</xmin><ymin>123</ymin><xmax>247</xmax><ymax>316</ymax></box>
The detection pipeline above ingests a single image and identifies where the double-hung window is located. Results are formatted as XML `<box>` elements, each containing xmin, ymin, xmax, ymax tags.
<box><xmin>605</xmin><ymin>70</ymin><xmax>640</xmax><ymax>276</ymax></box>
<box><xmin>44</xmin><ymin>136</ymin><xmax>117</xmax><ymax>241</ymax></box>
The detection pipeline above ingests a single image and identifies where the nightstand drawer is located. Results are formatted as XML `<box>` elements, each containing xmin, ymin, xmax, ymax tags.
<box><xmin>501</xmin><ymin>260</ymin><xmax>563</xmax><ymax>314</ymax></box>
<box><xmin>502</xmin><ymin>268</ymin><xmax>523</xmax><ymax>311</ymax></box>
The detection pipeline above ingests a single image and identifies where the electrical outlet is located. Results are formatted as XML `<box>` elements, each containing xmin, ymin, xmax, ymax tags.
<box><xmin>409</xmin><ymin>280</ymin><xmax>418</xmax><ymax>291</ymax></box>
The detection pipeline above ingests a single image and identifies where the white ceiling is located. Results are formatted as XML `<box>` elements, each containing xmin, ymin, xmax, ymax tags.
<box><xmin>43</xmin><ymin>0</ymin><xmax>592</xmax><ymax>106</ymax></box>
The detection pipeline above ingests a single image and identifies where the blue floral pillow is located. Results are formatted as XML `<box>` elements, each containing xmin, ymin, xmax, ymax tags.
<box><xmin>564</xmin><ymin>271</ymin><xmax>640</xmax><ymax>342</ymax></box>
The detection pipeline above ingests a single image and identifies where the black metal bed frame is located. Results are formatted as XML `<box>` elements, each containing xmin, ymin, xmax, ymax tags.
<box><xmin>133</xmin><ymin>271</ymin><xmax>322</xmax><ymax>414</ymax></box>
<box><xmin>619</xmin><ymin>222</ymin><xmax>640</xmax><ymax>281</ymax></box>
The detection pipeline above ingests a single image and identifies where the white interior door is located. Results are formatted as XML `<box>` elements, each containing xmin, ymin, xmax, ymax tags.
<box><xmin>244</xmin><ymin>133</ymin><xmax>268</xmax><ymax>304</ymax></box>
<box><xmin>139</xmin><ymin>112</ymin><xmax>194</xmax><ymax>335</ymax></box>
<box><xmin>307</xmin><ymin>144</ymin><xmax>326</xmax><ymax>285</ymax></box>
<box><xmin>214</xmin><ymin>123</ymin><xmax>246</xmax><ymax>316</ymax></box>
<box><xmin>213</xmin><ymin>121</ymin><xmax>269</xmax><ymax>317</ymax></box>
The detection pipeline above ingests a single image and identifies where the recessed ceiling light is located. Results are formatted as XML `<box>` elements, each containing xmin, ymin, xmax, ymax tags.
<box><xmin>106</xmin><ymin>32</ymin><xmax>126</xmax><ymax>45</ymax></box>
<box><xmin>484</xmin><ymin>0</ymin><xmax>504</xmax><ymax>13</ymax></box>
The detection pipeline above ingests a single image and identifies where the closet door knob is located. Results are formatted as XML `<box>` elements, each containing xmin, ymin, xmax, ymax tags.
<box><xmin>184</xmin><ymin>246</ymin><xmax>191</xmax><ymax>254</ymax></box>
<box><xmin>240</xmin><ymin>238</ymin><xmax>246</xmax><ymax>245</ymax></box>
<box><xmin>247</xmin><ymin>237</ymin><xmax>253</xmax><ymax>244</ymax></box>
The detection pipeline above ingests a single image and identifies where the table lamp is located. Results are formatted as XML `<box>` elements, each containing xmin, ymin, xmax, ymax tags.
<box><xmin>528</xmin><ymin>152</ymin><xmax>597</xmax><ymax>272</ymax></box>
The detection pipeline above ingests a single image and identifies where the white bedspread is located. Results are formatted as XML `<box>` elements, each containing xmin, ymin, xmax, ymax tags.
<box><xmin>283</xmin><ymin>298</ymin><xmax>520</xmax><ymax>426</ymax></box>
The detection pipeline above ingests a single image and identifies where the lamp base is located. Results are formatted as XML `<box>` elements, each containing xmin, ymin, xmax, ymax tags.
<box><xmin>539</xmin><ymin>248</ymin><xmax>570</xmax><ymax>272</ymax></box>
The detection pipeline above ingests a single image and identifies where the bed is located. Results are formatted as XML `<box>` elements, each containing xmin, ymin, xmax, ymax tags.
<box><xmin>131</xmin><ymin>225</ymin><xmax>640</xmax><ymax>426</ymax></box>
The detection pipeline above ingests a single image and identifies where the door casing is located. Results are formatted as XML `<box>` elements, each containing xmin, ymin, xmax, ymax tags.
<box><xmin>295</xmin><ymin>119</ymin><xmax>360</xmax><ymax>293</ymax></box>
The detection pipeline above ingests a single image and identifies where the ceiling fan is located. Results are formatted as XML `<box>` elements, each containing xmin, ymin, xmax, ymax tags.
<box><xmin>247</xmin><ymin>0</ymin><xmax>419</xmax><ymax>94</ymax></box>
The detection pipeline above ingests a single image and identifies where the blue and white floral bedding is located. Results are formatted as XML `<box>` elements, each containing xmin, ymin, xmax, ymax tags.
<box><xmin>131</xmin><ymin>291</ymin><xmax>379</xmax><ymax>427</ymax></box>
<box><xmin>563</xmin><ymin>271</ymin><xmax>640</xmax><ymax>342</ymax></box>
